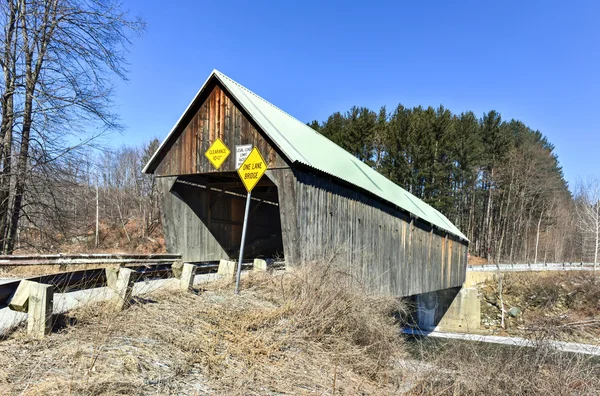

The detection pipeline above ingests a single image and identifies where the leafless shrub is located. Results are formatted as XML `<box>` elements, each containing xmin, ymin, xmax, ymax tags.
<box><xmin>407</xmin><ymin>336</ymin><xmax>600</xmax><ymax>395</ymax></box>
<box><xmin>248</xmin><ymin>261</ymin><xmax>406</xmax><ymax>377</ymax></box>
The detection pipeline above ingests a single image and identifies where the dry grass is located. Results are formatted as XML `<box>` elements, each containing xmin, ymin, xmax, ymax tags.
<box><xmin>480</xmin><ymin>271</ymin><xmax>600</xmax><ymax>343</ymax></box>
<box><xmin>0</xmin><ymin>263</ymin><xmax>407</xmax><ymax>395</ymax></box>
<box><xmin>406</xmin><ymin>336</ymin><xmax>600</xmax><ymax>395</ymax></box>
<box><xmin>13</xmin><ymin>220</ymin><xmax>166</xmax><ymax>255</ymax></box>
<box><xmin>399</xmin><ymin>270</ymin><xmax>600</xmax><ymax>395</ymax></box>
<box><xmin>467</xmin><ymin>255</ymin><xmax>489</xmax><ymax>266</ymax></box>
<box><xmin>5</xmin><ymin>262</ymin><xmax>598</xmax><ymax>395</ymax></box>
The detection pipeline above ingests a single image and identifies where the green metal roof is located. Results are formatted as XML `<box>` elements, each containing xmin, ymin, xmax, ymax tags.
<box><xmin>145</xmin><ymin>70</ymin><xmax>468</xmax><ymax>241</ymax></box>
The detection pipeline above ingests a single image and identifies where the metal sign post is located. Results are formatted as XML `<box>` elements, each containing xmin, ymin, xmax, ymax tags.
<box><xmin>235</xmin><ymin>191</ymin><xmax>251</xmax><ymax>294</ymax></box>
<box><xmin>235</xmin><ymin>147</ymin><xmax>268</xmax><ymax>294</ymax></box>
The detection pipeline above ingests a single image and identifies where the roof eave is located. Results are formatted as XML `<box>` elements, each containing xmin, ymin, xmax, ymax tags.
<box><xmin>142</xmin><ymin>69</ymin><xmax>220</xmax><ymax>174</ymax></box>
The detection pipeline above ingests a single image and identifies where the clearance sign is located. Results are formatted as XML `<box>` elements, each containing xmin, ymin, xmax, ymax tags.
<box><xmin>237</xmin><ymin>147</ymin><xmax>267</xmax><ymax>192</ymax></box>
<box><xmin>204</xmin><ymin>138</ymin><xmax>230</xmax><ymax>169</ymax></box>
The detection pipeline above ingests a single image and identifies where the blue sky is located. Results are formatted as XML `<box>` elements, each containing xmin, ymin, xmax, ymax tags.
<box><xmin>111</xmin><ymin>0</ymin><xmax>600</xmax><ymax>187</ymax></box>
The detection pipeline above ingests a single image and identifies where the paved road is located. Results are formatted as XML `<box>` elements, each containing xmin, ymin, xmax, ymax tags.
<box><xmin>468</xmin><ymin>263</ymin><xmax>596</xmax><ymax>272</ymax></box>
<box><xmin>402</xmin><ymin>328</ymin><xmax>600</xmax><ymax>356</ymax></box>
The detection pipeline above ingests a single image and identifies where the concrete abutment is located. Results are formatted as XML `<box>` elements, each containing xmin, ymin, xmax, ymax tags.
<box><xmin>414</xmin><ymin>286</ymin><xmax>481</xmax><ymax>332</ymax></box>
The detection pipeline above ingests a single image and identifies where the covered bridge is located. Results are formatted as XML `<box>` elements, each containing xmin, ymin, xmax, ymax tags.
<box><xmin>143</xmin><ymin>70</ymin><xmax>469</xmax><ymax>297</ymax></box>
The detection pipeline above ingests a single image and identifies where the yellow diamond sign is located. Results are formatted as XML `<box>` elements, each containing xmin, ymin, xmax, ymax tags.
<box><xmin>205</xmin><ymin>138</ymin><xmax>230</xmax><ymax>169</ymax></box>
<box><xmin>237</xmin><ymin>147</ymin><xmax>268</xmax><ymax>192</ymax></box>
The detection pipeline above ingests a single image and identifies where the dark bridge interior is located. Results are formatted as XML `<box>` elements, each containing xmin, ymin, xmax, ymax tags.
<box><xmin>170</xmin><ymin>172</ymin><xmax>284</xmax><ymax>259</ymax></box>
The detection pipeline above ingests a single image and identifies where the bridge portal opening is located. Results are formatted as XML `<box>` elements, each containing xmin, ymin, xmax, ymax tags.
<box><xmin>169</xmin><ymin>172</ymin><xmax>284</xmax><ymax>260</ymax></box>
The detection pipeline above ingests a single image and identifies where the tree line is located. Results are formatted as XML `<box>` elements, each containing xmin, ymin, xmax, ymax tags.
<box><xmin>4</xmin><ymin>138</ymin><xmax>162</xmax><ymax>253</ymax></box>
<box><xmin>309</xmin><ymin>105</ymin><xmax>585</xmax><ymax>264</ymax></box>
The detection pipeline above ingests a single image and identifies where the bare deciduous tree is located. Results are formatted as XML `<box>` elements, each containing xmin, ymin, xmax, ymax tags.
<box><xmin>576</xmin><ymin>177</ymin><xmax>600</xmax><ymax>271</ymax></box>
<box><xmin>0</xmin><ymin>0</ymin><xmax>145</xmax><ymax>253</ymax></box>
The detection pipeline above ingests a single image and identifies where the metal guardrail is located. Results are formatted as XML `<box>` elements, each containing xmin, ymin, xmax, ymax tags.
<box><xmin>0</xmin><ymin>260</ymin><xmax>255</xmax><ymax>308</ymax></box>
<box><xmin>468</xmin><ymin>263</ymin><xmax>597</xmax><ymax>272</ymax></box>
<box><xmin>0</xmin><ymin>253</ymin><xmax>182</xmax><ymax>266</ymax></box>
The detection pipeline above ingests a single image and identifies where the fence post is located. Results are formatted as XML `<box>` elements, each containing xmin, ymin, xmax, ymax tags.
<box><xmin>113</xmin><ymin>267</ymin><xmax>134</xmax><ymax>311</ymax></box>
<box><xmin>171</xmin><ymin>260</ymin><xmax>184</xmax><ymax>278</ymax></box>
<box><xmin>253</xmin><ymin>259</ymin><xmax>268</xmax><ymax>272</ymax></box>
<box><xmin>27</xmin><ymin>282</ymin><xmax>54</xmax><ymax>338</ymax></box>
<box><xmin>180</xmin><ymin>263</ymin><xmax>197</xmax><ymax>291</ymax></box>
<box><xmin>217</xmin><ymin>259</ymin><xmax>236</xmax><ymax>277</ymax></box>
<box><xmin>105</xmin><ymin>266</ymin><xmax>119</xmax><ymax>290</ymax></box>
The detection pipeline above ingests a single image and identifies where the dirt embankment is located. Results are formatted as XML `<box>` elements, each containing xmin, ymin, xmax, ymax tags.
<box><xmin>478</xmin><ymin>271</ymin><xmax>600</xmax><ymax>343</ymax></box>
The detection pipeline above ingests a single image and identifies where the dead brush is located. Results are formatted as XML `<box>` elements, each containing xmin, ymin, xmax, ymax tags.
<box><xmin>183</xmin><ymin>261</ymin><xmax>409</xmax><ymax>393</ymax></box>
<box><xmin>0</xmin><ymin>262</ymin><xmax>408</xmax><ymax>395</ymax></box>
<box><xmin>407</xmin><ymin>335</ymin><xmax>600</xmax><ymax>396</ymax></box>
<box><xmin>482</xmin><ymin>271</ymin><xmax>600</xmax><ymax>342</ymax></box>
<box><xmin>240</xmin><ymin>261</ymin><xmax>407</xmax><ymax>381</ymax></box>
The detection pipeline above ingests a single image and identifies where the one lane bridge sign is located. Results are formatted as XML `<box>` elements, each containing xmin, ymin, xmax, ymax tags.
<box><xmin>237</xmin><ymin>147</ymin><xmax>267</xmax><ymax>192</ymax></box>
<box><xmin>204</xmin><ymin>138</ymin><xmax>230</xmax><ymax>169</ymax></box>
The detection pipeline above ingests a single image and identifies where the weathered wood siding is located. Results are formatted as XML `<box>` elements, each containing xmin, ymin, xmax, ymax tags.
<box><xmin>270</xmin><ymin>168</ymin><xmax>468</xmax><ymax>297</ymax></box>
<box><xmin>155</xmin><ymin>84</ymin><xmax>288</xmax><ymax>176</ymax></box>
<box><xmin>153</xmin><ymin>81</ymin><xmax>468</xmax><ymax>297</ymax></box>
<box><xmin>158</xmin><ymin>177</ymin><xmax>284</xmax><ymax>262</ymax></box>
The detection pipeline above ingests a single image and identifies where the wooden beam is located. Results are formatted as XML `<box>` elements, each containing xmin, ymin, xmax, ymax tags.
<box><xmin>209</xmin><ymin>189</ymin><xmax>226</xmax><ymax>210</ymax></box>
<box><xmin>208</xmin><ymin>217</ymin><xmax>275</xmax><ymax>228</ymax></box>
<box><xmin>202</xmin><ymin>180</ymin><xmax>273</xmax><ymax>189</ymax></box>
<box><xmin>27</xmin><ymin>282</ymin><xmax>54</xmax><ymax>338</ymax></box>
<box><xmin>8</xmin><ymin>280</ymin><xmax>33</xmax><ymax>312</ymax></box>
<box><xmin>249</xmin><ymin>187</ymin><xmax>273</xmax><ymax>217</ymax></box>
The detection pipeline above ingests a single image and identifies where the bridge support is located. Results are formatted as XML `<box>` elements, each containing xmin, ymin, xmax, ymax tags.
<box><xmin>416</xmin><ymin>286</ymin><xmax>480</xmax><ymax>332</ymax></box>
